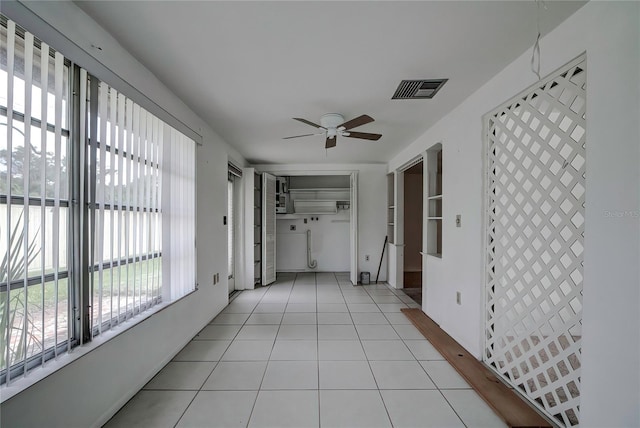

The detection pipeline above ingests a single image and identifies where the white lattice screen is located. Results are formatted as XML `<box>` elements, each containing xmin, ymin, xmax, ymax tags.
<box><xmin>484</xmin><ymin>56</ymin><xmax>586</xmax><ymax>427</ymax></box>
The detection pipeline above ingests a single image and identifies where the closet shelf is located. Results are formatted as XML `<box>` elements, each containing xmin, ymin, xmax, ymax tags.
<box><xmin>293</xmin><ymin>200</ymin><xmax>338</xmax><ymax>214</ymax></box>
<box><xmin>289</xmin><ymin>187</ymin><xmax>350</xmax><ymax>192</ymax></box>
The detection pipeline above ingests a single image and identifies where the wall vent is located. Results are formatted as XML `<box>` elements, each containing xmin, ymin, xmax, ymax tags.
<box><xmin>392</xmin><ymin>79</ymin><xmax>448</xmax><ymax>99</ymax></box>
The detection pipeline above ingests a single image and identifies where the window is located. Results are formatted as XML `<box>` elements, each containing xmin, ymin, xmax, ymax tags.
<box><xmin>1</xmin><ymin>16</ymin><xmax>196</xmax><ymax>385</ymax></box>
<box><xmin>87</xmin><ymin>80</ymin><xmax>164</xmax><ymax>336</ymax></box>
<box><xmin>1</xmin><ymin>18</ymin><xmax>72</xmax><ymax>383</ymax></box>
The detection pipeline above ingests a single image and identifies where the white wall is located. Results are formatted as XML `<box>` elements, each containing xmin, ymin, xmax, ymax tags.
<box><xmin>256</xmin><ymin>164</ymin><xmax>389</xmax><ymax>282</ymax></box>
<box><xmin>0</xmin><ymin>2</ymin><xmax>244</xmax><ymax>427</ymax></box>
<box><xmin>388</xmin><ymin>2</ymin><xmax>640</xmax><ymax>427</ymax></box>
<box><xmin>276</xmin><ymin>213</ymin><xmax>351</xmax><ymax>272</ymax></box>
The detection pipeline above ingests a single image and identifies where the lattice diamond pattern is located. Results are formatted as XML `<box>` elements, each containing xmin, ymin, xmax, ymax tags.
<box><xmin>484</xmin><ymin>58</ymin><xmax>585</xmax><ymax>427</ymax></box>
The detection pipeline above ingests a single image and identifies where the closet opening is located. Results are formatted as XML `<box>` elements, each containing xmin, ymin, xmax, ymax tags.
<box><xmin>402</xmin><ymin>162</ymin><xmax>424</xmax><ymax>304</ymax></box>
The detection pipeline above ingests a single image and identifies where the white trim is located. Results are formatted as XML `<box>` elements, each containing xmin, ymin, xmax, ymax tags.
<box><xmin>398</xmin><ymin>155</ymin><xmax>423</xmax><ymax>172</ymax></box>
<box><xmin>350</xmin><ymin>172</ymin><xmax>359</xmax><ymax>285</ymax></box>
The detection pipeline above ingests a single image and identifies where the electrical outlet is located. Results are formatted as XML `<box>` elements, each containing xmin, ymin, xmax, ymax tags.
<box><xmin>456</xmin><ymin>291</ymin><xmax>461</xmax><ymax>305</ymax></box>
<box><xmin>290</xmin><ymin>224</ymin><xmax>296</xmax><ymax>231</ymax></box>
<box><xmin>365</xmin><ymin>255</ymin><xmax>370</xmax><ymax>261</ymax></box>
<box><xmin>456</xmin><ymin>214</ymin><xmax>462</xmax><ymax>228</ymax></box>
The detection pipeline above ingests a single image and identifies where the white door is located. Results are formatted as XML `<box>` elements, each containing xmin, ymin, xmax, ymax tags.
<box><xmin>262</xmin><ymin>173</ymin><xmax>276</xmax><ymax>285</ymax></box>
<box><xmin>227</xmin><ymin>176</ymin><xmax>235</xmax><ymax>293</ymax></box>
<box><xmin>350</xmin><ymin>172</ymin><xmax>358</xmax><ymax>285</ymax></box>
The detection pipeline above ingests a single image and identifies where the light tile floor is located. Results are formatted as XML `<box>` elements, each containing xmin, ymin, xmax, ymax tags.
<box><xmin>104</xmin><ymin>272</ymin><xmax>506</xmax><ymax>428</ymax></box>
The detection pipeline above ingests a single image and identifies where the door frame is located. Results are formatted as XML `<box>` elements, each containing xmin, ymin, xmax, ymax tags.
<box><xmin>401</xmin><ymin>160</ymin><xmax>424</xmax><ymax>290</ymax></box>
<box><xmin>252</xmin><ymin>168</ymin><xmax>359</xmax><ymax>284</ymax></box>
<box><xmin>349</xmin><ymin>172</ymin><xmax>358</xmax><ymax>285</ymax></box>
<box><xmin>227</xmin><ymin>173</ymin><xmax>242</xmax><ymax>293</ymax></box>
<box><xmin>390</xmin><ymin>156</ymin><xmax>425</xmax><ymax>291</ymax></box>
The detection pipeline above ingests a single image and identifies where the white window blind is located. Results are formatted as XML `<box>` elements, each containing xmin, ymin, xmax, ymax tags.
<box><xmin>1</xmin><ymin>18</ymin><xmax>71</xmax><ymax>384</ymax></box>
<box><xmin>1</xmin><ymin>15</ymin><xmax>197</xmax><ymax>384</ymax></box>
<box><xmin>162</xmin><ymin>128</ymin><xmax>195</xmax><ymax>300</ymax></box>
<box><xmin>87</xmin><ymin>77</ymin><xmax>195</xmax><ymax>335</ymax></box>
<box><xmin>87</xmin><ymin>79</ymin><xmax>164</xmax><ymax>336</ymax></box>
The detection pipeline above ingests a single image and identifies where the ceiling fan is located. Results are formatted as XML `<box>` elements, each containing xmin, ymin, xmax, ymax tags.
<box><xmin>284</xmin><ymin>113</ymin><xmax>382</xmax><ymax>148</ymax></box>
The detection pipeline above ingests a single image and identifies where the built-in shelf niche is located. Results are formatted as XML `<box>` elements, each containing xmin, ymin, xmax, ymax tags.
<box><xmin>426</xmin><ymin>144</ymin><xmax>442</xmax><ymax>257</ymax></box>
<box><xmin>387</xmin><ymin>173</ymin><xmax>395</xmax><ymax>244</ymax></box>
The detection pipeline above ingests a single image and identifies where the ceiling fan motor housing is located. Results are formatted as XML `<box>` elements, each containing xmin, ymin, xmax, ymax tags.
<box><xmin>320</xmin><ymin>113</ymin><xmax>345</xmax><ymax>130</ymax></box>
<box><xmin>285</xmin><ymin>113</ymin><xmax>381</xmax><ymax>146</ymax></box>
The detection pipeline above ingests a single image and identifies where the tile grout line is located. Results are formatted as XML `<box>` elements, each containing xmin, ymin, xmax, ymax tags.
<box><xmin>171</xmin><ymin>385</ymin><xmax>204</xmax><ymax>428</ymax></box>
<box><xmin>246</xmin><ymin>272</ymin><xmax>298</xmax><ymax>427</ymax></box>
<box><xmin>438</xmin><ymin>388</ymin><xmax>470</xmax><ymax>428</ymax></box>
<box><xmin>364</xmin><ymin>281</ymin><xmax>440</xmax><ymax>427</ymax></box>
<box><xmin>351</xmin><ymin>281</ymin><xmax>395</xmax><ymax>427</ymax></box>
<box><xmin>171</xmin><ymin>312</ymin><xmax>228</xmax><ymax>428</ymax></box>
<box><xmin>377</xmin><ymin>283</ymin><xmax>472</xmax><ymax>427</ymax></box>
<box><xmin>317</xmin><ymin>272</ymin><xmax>321</xmax><ymax>428</ymax></box>
<box><xmin>240</xmin><ymin>273</ymin><xmax>291</xmax><ymax>428</ymax></box>
<box><xmin>163</xmin><ymin>289</ymin><xmax>262</xmax><ymax>428</ymax></box>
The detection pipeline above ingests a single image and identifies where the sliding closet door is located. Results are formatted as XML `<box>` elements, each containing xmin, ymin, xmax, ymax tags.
<box><xmin>350</xmin><ymin>172</ymin><xmax>358</xmax><ymax>285</ymax></box>
<box><xmin>262</xmin><ymin>173</ymin><xmax>276</xmax><ymax>285</ymax></box>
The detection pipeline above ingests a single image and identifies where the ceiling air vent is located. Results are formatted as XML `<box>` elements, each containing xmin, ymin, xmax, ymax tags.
<box><xmin>392</xmin><ymin>79</ymin><xmax>448</xmax><ymax>100</ymax></box>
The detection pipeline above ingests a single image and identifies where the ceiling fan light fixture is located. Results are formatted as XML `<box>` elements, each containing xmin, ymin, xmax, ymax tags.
<box><xmin>285</xmin><ymin>113</ymin><xmax>382</xmax><ymax>147</ymax></box>
<box><xmin>320</xmin><ymin>113</ymin><xmax>345</xmax><ymax>129</ymax></box>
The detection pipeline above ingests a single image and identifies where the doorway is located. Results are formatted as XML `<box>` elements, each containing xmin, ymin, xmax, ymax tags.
<box><xmin>403</xmin><ymin>162</ymin><xmax>423</xmax><ymax>304</ymax></box>
<box><xmin>258</xmin><ymin>170</ymin><xmax>358</xmax><ymax>285</ymax></box>
<box><xmin>227</xmin><ymin>173</ymin><xmax>238</xmax><ymax>294</ymax></box>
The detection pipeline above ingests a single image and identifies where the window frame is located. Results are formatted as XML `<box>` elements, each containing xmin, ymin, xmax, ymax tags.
<box><xmin>1</xmin><ymin>18</ymin><xmax>77</xmax><ymax>384</ymax></box>
<box><xmin>1</xmin><ymin>16</ymin><xmax>195</xmax><ymax>389</ymax></box>
<box><xmin>84</xmin><ymin>77</ymin><xmax>164</xmax><ymax>339</ymax></box>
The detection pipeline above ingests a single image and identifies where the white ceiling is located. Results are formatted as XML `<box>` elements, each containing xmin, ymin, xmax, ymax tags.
<box><xmin>75</xmin><ymin>1</ymin><xmax>585</xmax><ymax>165</ymax></box>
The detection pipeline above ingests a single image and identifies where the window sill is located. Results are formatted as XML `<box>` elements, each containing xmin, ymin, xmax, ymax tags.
<box><xmin>0</xmin><ymin>289</ymin><xmax>196</xmax><ymax>403</ymax></box>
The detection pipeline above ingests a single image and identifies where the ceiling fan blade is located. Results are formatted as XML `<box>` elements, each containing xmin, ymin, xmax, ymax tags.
<box><xmin>283</xmin><ymin>133</ymin><xmax>323</xmax><ymax>140</ymax></box>
<box><xmin>293</xmin><ymin>117</ymin><xmax>325</xmax><ymax>129</ymax></box>
<box><xmin>325</xmin><ymin>136</ymin><xmax>337</xmax><ymax>148</ymax></box>
<box><xmin>344</xmin><ymin>131</ymin><xmax>382</xmax><ymax>141</ymax></box>
<box><xmin>338</xmin><ymin>114</ymin><xmax>374</xmax><ymax>130</ymax></box>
